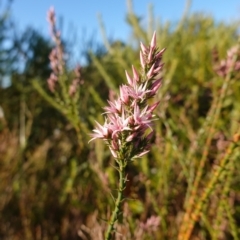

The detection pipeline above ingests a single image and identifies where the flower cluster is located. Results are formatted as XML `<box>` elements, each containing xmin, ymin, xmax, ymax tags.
<box><xmin>213</xmin><ymin>45</ymin><xmax>240</xmax><ymax>77</ymax></box>
<box><xmin>90</xmin><ymin>32</ymin><xmax>165</xmax><ymax>160</ymax></box>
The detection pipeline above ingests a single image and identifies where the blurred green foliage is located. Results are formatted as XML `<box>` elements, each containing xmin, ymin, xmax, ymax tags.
<box><xmin>0</xmin><ymin>1</ymin><xmax>240</xmax><ymax>239</ymax></box>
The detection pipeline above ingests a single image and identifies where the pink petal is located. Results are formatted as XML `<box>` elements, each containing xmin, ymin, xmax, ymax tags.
<box><xmin>150</xmin><ymin>31</ymin><xmax>156</xmax><ymax>49</ymax></box>
<box><xmin>136</xmin><ymin>150</ymin><xmax>150</xmax><ymax>158</ymax></box>
<box><xmin>140</xmin><ymin>42</ymin><xmax>147</xmax><ymax>54</ymax></box>
<box><xmin>109</xmin><ymin>147</ymin><xmax>118</xmax><ymax>158</ymax></box>
<box><xmin>147</xmin><ymin>101</ymin><xmax>160</xmax><ymax>113</ymax></box>
<box><xmin>125</xmin><ymin>70</ymin><xmax>133</xmax><ymax>85</ymax></box>
<box><xmin>140</xmin><ymin>51</ymin><xmax>145</xmax><ymax>68</ymax></box>
<box><xmin>147</xmin><ymin>63</ymin><xmax>155</xmax><ymax>79</ymax></box>
<box><xmin>132</xmin><ymin>65</ymin><xmax>139</xmax><ymax>82</ymax></box>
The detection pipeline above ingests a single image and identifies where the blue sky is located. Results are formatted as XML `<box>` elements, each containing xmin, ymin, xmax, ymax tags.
<box><xmin>6</xmin><ymin>0</ymin><xmax>240</xmax><ymax>63</ymax></box>
<box><xmin>10</xmin><ymin>1</ymin><xmax>240</xmax><ymax>34</ymax></box>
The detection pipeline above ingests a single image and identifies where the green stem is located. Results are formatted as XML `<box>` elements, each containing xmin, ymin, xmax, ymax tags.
<box><xmin>105</xmin><ymin>159</ymin><xmax>127</xmax><ymax>240</ymax></box>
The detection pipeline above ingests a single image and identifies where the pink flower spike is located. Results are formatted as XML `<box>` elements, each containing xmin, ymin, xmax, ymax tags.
<box><xmin>150</xmin><ymin>31</ymin><xmax>156</xmax><ymax>50</ymax></box>
<box><xmin>140</xmin><ymin>42</ymin><xmax>148</xmax><ymax>54</ymax></box>
<box><xmin>132</xmin><ymin>65</ymin><xmax>139</xmax><ymax>82</ymax></box>
<box><xmin>90</xmin><ymin>29</ymin><xmax>165</xmax><ymax>160</ymax></box>
<box><xmin>125</xmin><ymin>70</ymin><xmax>133</xmax><ymax>85</ymax></box>
<box><xmin>140</xmin><ymin>51</ymin><xmax>145</xmax><ymax>68</ymax></box>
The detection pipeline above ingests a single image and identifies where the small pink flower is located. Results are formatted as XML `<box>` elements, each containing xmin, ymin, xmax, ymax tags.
<box><xmin>89</xmin><ymin>121</ymin><xmax>112</xmax><ymax>142</ymax></box>
<box><xmin>139</xmin><ymin>215</ymin><xmax>161</xmax><ymax>232</ymax></box>
<box><xmin>128</xmin><ymin>82</ymin><xmax>150</xmax><ymax>102</ymax></box>
<box><xmin>132</xmin><ymin>104</ymin><xmax>152</xmax><ymax>128</ymax></box>
<box><xmin>104</xmin><ymin>99</ymin><xmax>122</xmax><ymax>114</ymax></box>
